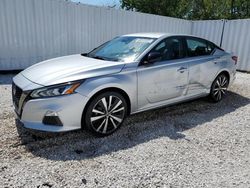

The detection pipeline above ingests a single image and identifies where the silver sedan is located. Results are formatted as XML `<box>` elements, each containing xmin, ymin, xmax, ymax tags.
<box><xmin>12</xmin><ymin>33</ymin><xmax>237</xmax><ymax>136</ymax></box>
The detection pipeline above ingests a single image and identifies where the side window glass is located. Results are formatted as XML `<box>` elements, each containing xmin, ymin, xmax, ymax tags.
<box><xmin>207</xmin><ymin>42</ymin><xmax>215</xmax><ymax>54</ymax></box>
<box><xmin>163</xmin><ymin>38</ymin><xmax>183</xmax><ymax>60</ymax></box>
<box><xmin>186</xmin><ymin>38</ymin><xmax>213</xmax><ymax>57</ymax></box>
<box><xmin>150</xmin><ymin>38</ymin><xmax>183</xmax><ymax>62</ymax></box>
<box><xmin>152</xmin><ymin>41</ymin><xmax>166</xmax><ymax>54</ymax></box>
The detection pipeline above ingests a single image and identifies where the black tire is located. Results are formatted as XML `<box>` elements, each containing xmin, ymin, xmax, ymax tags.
<box><xmin>209</xmin><ymin>73</ymin><xmax>229</xmax><ymax>102</ymax></box>
<box><xmin>84</xmin><ymin>91</ymin><xmax>127</xmax><ymax>136</ymax></box>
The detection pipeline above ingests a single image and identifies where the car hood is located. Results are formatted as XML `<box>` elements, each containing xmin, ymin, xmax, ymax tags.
<box><xmin>20</xmin><ymin>54</ymin><xmax>125</xmax><ymax>86</ymax></box>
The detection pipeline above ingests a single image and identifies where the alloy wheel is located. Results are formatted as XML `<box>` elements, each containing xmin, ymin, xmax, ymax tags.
<box><xmin>212</xmin><ymin>74</ymin><xmax>229</xmax><ymax>101</ymax></box>
<box><xmin>90</xmin><ymin>95</ymin><xmax>125</xmax><ymax>134</ymax></box>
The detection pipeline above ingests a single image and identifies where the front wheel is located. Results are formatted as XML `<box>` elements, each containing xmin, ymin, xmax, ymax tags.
<box><xmin>84</xmin><ymin>91</ymin><xmax>127</xmax><ymax>136</ymax></box>
<box><xmin>209</xmin><ymin>73</ymin><xmax>229</xmax><ymax>102</ymax></box>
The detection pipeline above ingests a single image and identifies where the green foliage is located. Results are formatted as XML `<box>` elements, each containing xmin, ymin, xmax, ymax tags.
<box><xmin>120</xmin><ymin>0</ymin><xmax>250</xmax><ymax>20</ymax></box>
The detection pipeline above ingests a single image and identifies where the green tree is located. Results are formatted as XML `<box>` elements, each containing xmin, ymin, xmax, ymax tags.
<box><xmin>120</xmin><ymin>0</ymin><xmax>187</xmax><ymax>18</ymax></box>
<box><xmin>120</xmin><ymin>0</ymin><xmax>250</xmax><ymax>20</ymax></box>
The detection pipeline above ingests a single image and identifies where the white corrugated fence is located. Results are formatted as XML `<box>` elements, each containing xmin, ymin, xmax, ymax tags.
<box><xmin>191</xmin><ymin>20</ymin><xmax>225</xmax><ymax>45</ymax></box>
<box><xmin>222</xmin><ymin>19</ymin><xmax>250</xmax><ymax>72</ymax></box>
<box><xmin>0</xmin><ymin>0</ymin><xmax>191</xmax><ymax>70</ymax></box>
<box><xmin>0</xmin><ymin>0</ymin><xmax>249</xmax><ymax>71</ymax></box>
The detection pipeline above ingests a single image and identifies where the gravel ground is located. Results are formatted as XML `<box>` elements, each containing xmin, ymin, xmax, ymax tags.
<box><xmin>0</xmin><ymin>72</ymin><xmax>250</xmax><ymax>188</ymax></box>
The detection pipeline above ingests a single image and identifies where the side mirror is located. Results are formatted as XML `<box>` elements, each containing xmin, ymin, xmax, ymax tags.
<box><xmin>144</xmin><ymin>52</ymin><xmax>162</xmax><ymax>64</ymax></box>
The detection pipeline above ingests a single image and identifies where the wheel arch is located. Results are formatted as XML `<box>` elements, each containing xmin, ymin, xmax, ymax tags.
<box><xmin>218</xmin><ymin>70</ymin><xmax>230</xmax><ymax>82</ymax></box>
<box><xmin>214</xmin><ymin>69</ymin><xmax>231</xmax><ymax>83</ymax></box>
<box><xmin>209</xmin><ymin>69</ymin><xmax>231</xmax><ymax>93</ymax></box>
<box><xmin>209</xmin><ymin>69</ymin><xmax>230</xmax><ymax>102</ymax></box>
<box><xmin>81</xmin><ymin>87</ymin><xmax>131</xmax><ymax>129</ymax></box>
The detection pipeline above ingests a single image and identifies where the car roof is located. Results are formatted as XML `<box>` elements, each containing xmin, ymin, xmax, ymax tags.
<box><xmin>122</xmin><ymin>32</ymin><xmax>224</xmax><ymax>52</ymax></box>
<box><xmin>122</xmin><ymin>33</ymin><xmax>171</xmax><ymax>39</ymax></box>
<box><xmin>122</xmin><ymin>32</ymin><xmax>208</xmax><ymax>40</ymax></box>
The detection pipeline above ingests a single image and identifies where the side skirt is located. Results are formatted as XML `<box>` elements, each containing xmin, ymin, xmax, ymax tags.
<box><xmin>131</xmin><ymin>93</ymin><xmax>209</xmax><ymax>115</ymax></box>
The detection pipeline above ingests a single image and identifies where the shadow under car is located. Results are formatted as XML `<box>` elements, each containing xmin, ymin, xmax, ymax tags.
<box><xmin>15</xmin><ymin>91</ymin><xmax>250</xmax><ymax>161</ymax></box>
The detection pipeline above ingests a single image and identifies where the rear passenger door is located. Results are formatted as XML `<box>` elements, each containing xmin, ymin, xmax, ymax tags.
<box><xmin>184</xmin><ymin>37</ymin><xmax>221</xmax><ymax>95</ymax></box>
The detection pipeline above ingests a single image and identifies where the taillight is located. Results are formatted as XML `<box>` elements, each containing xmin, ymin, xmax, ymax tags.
<box><xmin>232</xmin><ymin>56</ymin><xmax>238</xmax><ymax>65</ymax></box>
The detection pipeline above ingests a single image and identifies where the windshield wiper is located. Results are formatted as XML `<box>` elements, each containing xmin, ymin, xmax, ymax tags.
<box><xmin>81</xmin><ymin>53</ymin><xmax>105</xmax><ymax>60</ymax></box>
<box><xmin>81</xmin><ymin>53</ymin><xmax>88</xmax><ymax>57</ymax></box>
<box><xmin>82</xmin><ymin>54</ymin><xmax>119</xmax><ymax>62</ymax></box>
<box><xmin>92</xmin><ymin>56</ymin><xmax>106</xmax><ymax>60</ymax></box>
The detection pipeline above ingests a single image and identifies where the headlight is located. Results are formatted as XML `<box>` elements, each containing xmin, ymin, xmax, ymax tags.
<box><xmin>30</xmin><ymin>82</ymin><xmax>81</xmax><ymax>98</ymax></box>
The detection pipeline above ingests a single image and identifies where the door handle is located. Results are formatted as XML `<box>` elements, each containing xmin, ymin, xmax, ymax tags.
<box><xmin>177</xmin><ymin>67</ymin><xmax>187</xmax><ymax>73</ymax></box>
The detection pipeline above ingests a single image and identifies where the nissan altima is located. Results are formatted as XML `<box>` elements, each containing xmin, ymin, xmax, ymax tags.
<box><xmin>12</xmin><ymin>33</ymin><xmax>237</xmax><ymax>136</ymax></box>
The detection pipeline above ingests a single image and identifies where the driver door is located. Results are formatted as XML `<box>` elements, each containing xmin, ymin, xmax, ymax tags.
<box><xmin>137</xmin><ymin>36</ymin><xmax>189</xmax><ymax>110</ymax></box>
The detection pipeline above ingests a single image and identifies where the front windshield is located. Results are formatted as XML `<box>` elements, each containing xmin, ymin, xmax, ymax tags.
<box><xmin>87</xmin><ymin>36</ymin><xmax>156</xmax><ymax>62</ymax></box>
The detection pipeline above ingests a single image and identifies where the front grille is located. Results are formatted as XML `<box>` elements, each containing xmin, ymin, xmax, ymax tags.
<box><xmin>12</xmin><ymin>82</ymin><xmax>23</xmax><ymax>109</ymax></box>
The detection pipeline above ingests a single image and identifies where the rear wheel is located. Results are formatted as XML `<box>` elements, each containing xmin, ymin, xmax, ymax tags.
<box><xmin>209</xmin><ymin>73</ymin><xmax>229</xmax><ymax>102</ymax></box>
<box><xmin>84</xmin><ymin>91</ymin><xmax>127</xmax><ymax>136</ymax></box>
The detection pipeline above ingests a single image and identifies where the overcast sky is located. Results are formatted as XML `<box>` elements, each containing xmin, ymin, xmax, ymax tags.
<box><xmin>70</xmin><ymin>0</ymin><xmax>121</xmax><ymax>8</ymax></box>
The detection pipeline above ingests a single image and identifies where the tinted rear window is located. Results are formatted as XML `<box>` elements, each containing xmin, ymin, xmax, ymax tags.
<box><xmin>186</xmin><ymin>37</ymin><xmax>215</xmax><ymax>57</ymax></box>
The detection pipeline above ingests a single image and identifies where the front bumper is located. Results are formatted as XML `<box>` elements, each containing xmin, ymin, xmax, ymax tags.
<box><xmin>13</xmin><ymin>74</ymin><xmax>89</xmax><ymax>132</ymax></box>
<box><xmin>17</xmin><ymin>93</ymin><xmax>88</xmax><ymax>132</ymax></box>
